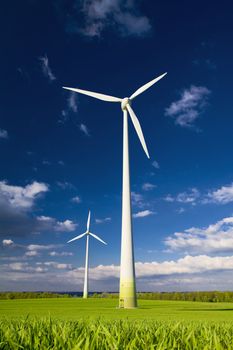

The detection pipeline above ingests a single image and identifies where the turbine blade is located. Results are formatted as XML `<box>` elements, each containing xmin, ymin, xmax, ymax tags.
<box><xmin>87</xmin><ymin>210</ymin><xmax>91</xmax><ymax>232</ymax></box>
<box><xmin>89</xmin><ymin>232</ymin><xmax>107</xmax><ymax>245</ymax></box>
<box><xmin>130</xmin><ymin>72</ymin><xmax>167</xmax><ymax>100</ymax></box>
<box><xmin>63</xmin><ymin>87</ymin><xmax>122</xmax><ymax>103</ymax></box>
<box><xmin>67</xmin><ymin>232</ymin><xmax>86</xmax><ymax>243</ymax></box>
<box><xmin>126</xmin><ymin>104</ymin><xmax>150</xmax><ymax>159</ymax></box>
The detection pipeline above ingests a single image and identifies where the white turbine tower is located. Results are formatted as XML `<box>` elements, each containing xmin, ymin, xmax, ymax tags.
<box><xmin>67</xmin><ymin>211</ymin><xmax>107</xmax><ymax>299</ymax></box>
<box><xmin>63</xmin><ymin>72</ymin><xmax>167</xmax><ymax>308</ymax></box>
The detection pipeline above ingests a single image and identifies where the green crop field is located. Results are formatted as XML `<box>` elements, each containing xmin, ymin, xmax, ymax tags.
<box><xmin>1</xmin><ymin>298</ymin><xmax>233</xmax><ymax>349</ymax></box>
<box><xmin>1</xmin><ymin>298</ymin><xmax>233</xmax><ymax>321</ymax></box>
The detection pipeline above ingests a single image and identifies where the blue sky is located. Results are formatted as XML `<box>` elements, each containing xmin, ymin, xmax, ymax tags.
<box><xmin>1</xmin><ymin>0</ymin><xmax>233</xmax><ymax>292</ymax></box>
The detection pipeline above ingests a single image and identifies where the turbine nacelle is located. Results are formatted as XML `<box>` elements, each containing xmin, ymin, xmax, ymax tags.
<box><xmin>67</xmin><ymin>211</ymin><xmax>107</xmax><ymax>245</ymax></box>
<box><xmin>63</xmin><ymin>72</ymin><xmax>167</xmax><ymax>161</ymax></box>
<box><xmin>121</xmin><ymin>97</ymin><xmax>131</xmax><ymax>111</ymax></box>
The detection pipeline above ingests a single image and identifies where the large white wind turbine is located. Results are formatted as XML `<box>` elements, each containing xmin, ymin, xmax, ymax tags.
<box><xmin>63</xmin><ymin>72</ymin><xmax>167</xmax><ymax>308</ymax></box>
<box><xmin>67</xmin><ymin>211</ymin><xmax>107</xmax><ymax>299</ymax></box>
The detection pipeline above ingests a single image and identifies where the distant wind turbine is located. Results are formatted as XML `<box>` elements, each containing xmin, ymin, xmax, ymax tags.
<box><xmin>63</xmin><ymin>72</ymin><xmax>167</xmax><ymax>308</ymax></box>
<box><xmin>67</xmin><ymin>211</ymin><xmax>107</xmax><ymax>299</ymax></box>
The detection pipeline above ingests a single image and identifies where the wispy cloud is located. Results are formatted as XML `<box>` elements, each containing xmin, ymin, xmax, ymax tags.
<box><xmin>25</xmin><ymin>250</ymin><xmax>39</xmax><ymax>257</ymax></box>
<box><xmin>67</xmin><ymin>92</ymin><xmax>78</xmax><ymax>113</ymax></box>
<box><xmin>66</xmin><ymin>0</ymin><xmax>151</xmax><ymax>38</ymax></box>
<box><xmin>39</xmin><ymin>54</ymin><xmax>56</xmax><ymax>82</ymax></box>
<box><xmin>164</xmin><ymin>183</ymin><xmax>233</xmax><ymax>207</ymax></box>
<box><xmin>164</xmin><ymin>188</ymin><xmax>200</xmax><ymax>205</ymax></box>
<box><xmin>193</xmin><ymin>59</ymin><xmax>217</xmax><ymax>70</ymax></box>
<box><xmin>133</xmin><ymin>210</ymin><xmax>155</xmax><ymax>218</ymax></box>
<box><xmin>42</xmin><ymin>160</ymin><xmax>51</xmax><ymax>166</ymax></box>
<box><xmin>27</xmin><ymin>244</ymin><xmax>60</xmax><ymax>251</ymax></box>
<box><xmin>42</xmin><ymin>262</ymin><xmax>73</xmax><ymax>270</ymax></box>
<box><xmin>165</xmin><ymin>85</ymin><xmax>211</xmax><ymax>128</ymax></box>
<box><xmin>95</xmin><ymin>217</ymin><xmax>111</xmax><ymax>224</ymax></box>
<box><xmin>60</xmin><ymin>94</ymin><xmax>90</xmax><ymax>138</ymax></box>
<box><xmin>56</xmin><ymin>181</ymin><xmax>76</xmax><ymax>190</ymax></box>
<box><xmin>131</xmin><ymin>192</ymin><xmax>145</xmax><ymax>208</ymax></box>
<box><xmin>176</xmin><ymin>207</ymin><xmax>185</xmax><ymax>214</ymax></box>
<box><xmin>0</xmin><ymin>128</ymin><xmax>8</xmax><ymax>139</ymax></box>
<box><xmin>152</xmin><ymin>160</ymin><xmax>160</xmax><ymax>169</ymax></box>
<box><xmin>7</xmin><ymin>262</ymin><xmax>48</xmax><ymax>273</ymax></box>
<box><xmin>71</xmin><ymin>196</ymin><xmax>81</xmax><ymax>204</ymax></box>
<box><xmin>49</xmin><ymin>251</ymin><xmax>73</xmax><ymax>257</ymax></box>
<box><xmin>165</xmin><ymin>216</ymin><xmax>233</xmax><ymax>254</ymax></box>
<box><xmin>142</xmin><ymin>183</ymin><xmax>156</xmax><ymax>191</ymax></box>
<box><xmin>80</xmin><ymin>123</ymin><xmax>90</xmax><ymax>136</ymax></box>
<box><xmin>163</xmin><ymin>194</ymin><xmax>175</xmax><ymax>202</ymax></box>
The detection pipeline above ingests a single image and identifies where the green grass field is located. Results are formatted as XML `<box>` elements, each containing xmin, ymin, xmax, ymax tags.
<box><xmin>1</xmin><ymin>298</ymin><xmax>233</xmax><ymax>349</ymax></box>
<box><xmin>1</xmin><ymin>298</ymin><xmax>233</xmax><ymax>321</ymax></box>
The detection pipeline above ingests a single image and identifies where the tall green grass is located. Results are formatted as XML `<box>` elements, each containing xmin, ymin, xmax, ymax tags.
<box><xmin>1</xmin><ymin>318</ymin><xmax>233</xmax><ymax>349</ymax></box>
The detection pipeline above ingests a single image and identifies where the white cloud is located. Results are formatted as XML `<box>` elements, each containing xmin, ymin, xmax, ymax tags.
<box><xmin>5</xmin><ymin>254</ymin><xmax>233</xmax><ymax>291</ymax></box>
<box><xmin>67</xmin><ymin>254</ymin><xmax>233</xmax><ymax>280</ymax></box>
<box><xmin>2</xmin><ymin>239</ymin><xmax>14</xmax><ymax>246</ymax></box>
<box><xmin>204</xmin><ymin>183</ymin><xmax>233</xmax><ymax>204</ymax></box>
<box><xmin>131</xmin><ymin>192</ymin><xmax>145</xmax><ymax>208</ymax></box>
<box><xmin>0</xmin><ymin>128</ymin><xmax>8</xmax><ymax>139</ymax></box>
<box><xmin>3</xmin><ymin>254</ymin><xmax>233</xmax><ymax>279</ymax></box>
<box><xmin>37</xmin><ymin>216</ymin><xmax>77</xmax><ymax>232</ymax></box>
<box><xmin>133</xmin><ymin>210</ymin><xmax>155</xmax><ymax>218</ymax></box>
<box><xmin>55</xmin><ymin>219</ymin><xmax>77</xmax><ymax>232</ymax></box>
<box><xmin>152</xmin><ymin>160</ymin><xmax>160</xmax><ymax>169</ymax></box>
<box><xmin>73</xmin><ymin>0</ymin><xmax>151</xmax><ymax>38</ymax></box>
<box><xmin>0</xmin><ymin>181</ymin><xmax>48</xmax><ymax>209</ymax></box>
<box><xmin>56</xmin><ymin>263</ymin><xmax>72</xmax><ymax>270</ymax></box>
<box><xmin>39</xmin><ymin>54</ymin><xmax>56</xmax><ymax>82</ymax></box>
<box><xmin>142</xmin><ymin>183</ymin><xmax>156</xmax><ymax>191</ymax></box>
<box><xmin>163</xmin><ymin>194</ymin><xmax>175</xmax><ymax>202</ymax></box>
<box><xmin>80</xmin><ymin>123</ymin><xmax>90</xmax><ymax>136</ymax></box>
<box><xmin>163</xmin><ymin>183</ymin><xmax>233</xmax><ymax>207</ymax></box>
<box><xmin>43</xmin><ymin>261</ymin><xmax>72</xmax><ymax>270</ymax></box>
<box><xmin>27</xmin><ymin>244</ymin><xmax>59</xmax><ymax>251</ymax></box>
<box><xmin>49</xmin><ymin>251</ymin><xmax>73</xmax><ymax>257</ymax></box>
<box><xmin>95</xmin><ymin>217</ymin><xmax>111</xmax><ymax>224</ymax></box>
<box><xmin>176</xmin><ymin>188</ymin><xmax>200</xmax><ymax>204</ymax></box>
<box><xmin>165</xmin><ymin>85</ymin><xmax>211</xmax><ymax>128</ymax></box>
<box><xmin>164</xmin><ymin>216</ymin><xmax>233</xmax><ymax>254</ymax></box>
<box><xmin>8</xmin><ymin>262</ymin><xmax>48</xmax><ymax>273</ymax></box>
<box><xmin>71</xmin><ymin>196</ymin><xmax>81</xmax><ymax>204</ymax></box>
<box><xmin>25</xmin><ymin>250</ymin><xmax>38</xmax><ymax>257</ymax></box>
<box><xmin>163</xmin><ymin>188</ymin><xmax>200</xmax><ymax>205</ymax></box>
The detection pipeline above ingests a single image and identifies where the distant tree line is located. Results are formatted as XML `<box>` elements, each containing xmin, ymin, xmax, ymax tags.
<box><xmin>91</xmin><ymin>291</ymin><xmax>233</xmax><ymax>302</ymax></box>
<box><xmin>0</xmin><ymin>292</ymin><xmax>72</xmax><ymax>300</ymax></box>
<box><xmin>2</xmin><ymin>291</ymin><xmax>233</xmax><ymax>302</ymax></box>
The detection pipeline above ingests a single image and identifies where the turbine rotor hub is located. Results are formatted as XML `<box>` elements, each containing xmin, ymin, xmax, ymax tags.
<box><xmin>121</xmin><ymin>97</ymin><xmax>131</xmax><ymax>111</ymax></box>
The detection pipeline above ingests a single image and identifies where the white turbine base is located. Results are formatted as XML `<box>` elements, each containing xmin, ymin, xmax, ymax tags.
<box><xmin>83</xmin><ymin>234</ymin><xmax>89</xmax><ymax>299</ymax></box>
<box><xmin>119</xmin><ymin>109</ymin><xmax>137</xmax><ymax>309</ymax></box>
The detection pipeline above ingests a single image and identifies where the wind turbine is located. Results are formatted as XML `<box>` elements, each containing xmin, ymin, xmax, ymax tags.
<box><xmin>63</xmin><ymin>72</ymin><xmax>167</xmax><ymax>308</ymax></box>
<box><xmin>67</xmin><ymin>211</ymin><xmax>107</xmax><ymax>299</ymax></box>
